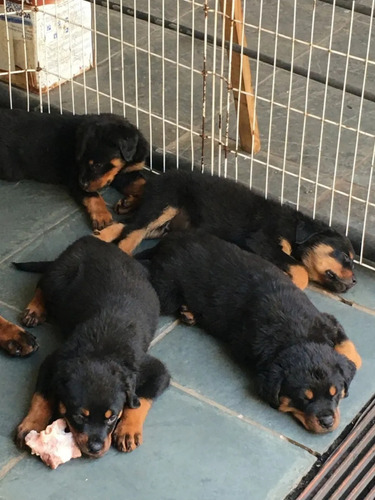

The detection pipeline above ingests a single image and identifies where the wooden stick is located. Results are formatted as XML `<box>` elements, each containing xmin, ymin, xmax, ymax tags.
<box><xmin>219</xmin><ymin>0</ymin><xmax>261</xmax><ymax>154</ymax></box>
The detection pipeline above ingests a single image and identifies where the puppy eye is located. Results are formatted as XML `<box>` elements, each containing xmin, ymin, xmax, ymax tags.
<box><xmin>107</xmin><ymin>415</ymin><xmax>117</xmax><ymax>425</ymax></box>
<box><xmin>325</xmin><ymin>270</ymin><xmax>337</xmax><ymax>280</ymax></box>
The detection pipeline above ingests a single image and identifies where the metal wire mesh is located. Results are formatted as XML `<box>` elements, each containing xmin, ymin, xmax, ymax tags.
<box><xmin>0</xmin><ymin>0</ymin><xmax>374</xmax><ymax>264</ymax></box>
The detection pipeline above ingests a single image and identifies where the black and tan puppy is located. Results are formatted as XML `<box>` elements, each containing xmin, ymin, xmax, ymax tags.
<box><xmin>0</xmin><ymin>109</ymin><xmax>148</xmax><ymax>230</ymax></box>
<box><xmin>0</xmin><ymin>315</ymin><xmax>38</xmax><ymax>357</ymax></box>
<box><xmin>14</xmin><ymin>236</ymin><xmax>170</xmax><ymax>458</ymax></box>
<box><xmin>98</xmin><ymin>170</ymin><xmax>356</xmax><ymax>293</ymax></box>
<box><xmin>137</xmin><ymin>231</ymin><xmax>361</xmax><ymax>433</ymax></box>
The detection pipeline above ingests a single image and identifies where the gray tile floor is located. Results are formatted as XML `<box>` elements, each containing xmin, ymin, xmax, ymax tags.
<box><xmin>0</xmin><ymin>180</ymin><xmax>375</xmax><ymax>500</ymax></box>
<box><xmin>1</xmin><ymin>1</ymin><xmax>375</xmax><ymax>498</ymax></box>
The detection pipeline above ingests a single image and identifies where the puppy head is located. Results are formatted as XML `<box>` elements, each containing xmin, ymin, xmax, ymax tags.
<box><xmin>76</xmin><ymin>114</ymin><xmax>149</xmax><ymax>192</ymax></box>
<box><xmin>55</xmin><ymin>358</ymin><xmax>139</xmax><ymax>458</ymax></box>
<box><xmin>257</xmin><ymin>343</ymin><xmax>356</xmax><ymax>433</ymax></box>
<box><xmin>296</xmin><ymin>222</ymin><xmax>356</xmax><ymax>292</ymax></box>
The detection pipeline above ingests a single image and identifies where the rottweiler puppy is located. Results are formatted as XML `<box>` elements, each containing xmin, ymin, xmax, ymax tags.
<box><xmin>0</xmin><ymin>109</ymin><xmax>148</xmax><ymax>230</ymax></box>
<box><xmin>137</xmin><ymin>231</ymin><xmax>361</xmax><ymax>433</ymax></box>
<box><xmin>97</xmin><ymin>170</ymin><xmax>356</xmax><ymax>293</ymax></box>
<box><xmin>0</xmin><ymin>315</ymin><xmax>38</xmax><ymax>357</ymax></box>
<box><xmin>14</xmin><ymin>236</ymin><xmax>170</xmax><ymax>458</ymax></box>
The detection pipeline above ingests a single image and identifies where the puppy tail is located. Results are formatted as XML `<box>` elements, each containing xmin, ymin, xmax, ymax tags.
<box><xmin>12</xmin><ymin>261</ymin><xmax>51</xmax><ymax>273</ymax></box>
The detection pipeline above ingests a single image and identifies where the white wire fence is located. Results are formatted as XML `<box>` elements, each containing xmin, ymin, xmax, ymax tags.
<box><xmin>0</xmin><ymin>0</ymin><xmax>374</xmax><ymax>265</ymax></box>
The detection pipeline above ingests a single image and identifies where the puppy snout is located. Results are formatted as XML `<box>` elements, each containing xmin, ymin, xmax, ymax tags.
<box><xmin>318</xmin><ymin>413</ymin><xmax>334</xmax><ymax>429</ymax></box>
<box><xmin>87</xmin><ymin>438</ymin><xmax>104</xmax><ymax>454</ymax></box>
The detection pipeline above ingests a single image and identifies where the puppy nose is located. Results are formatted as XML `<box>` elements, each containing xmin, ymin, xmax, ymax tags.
<box><xmin>351</xmin><ymin>275</ymin><xmax>357</xmax><ymax>285</ymax></box>
<box><xmin>318</xmin><ymin>414</ymin><xmax>334</xmax><ymax>429</ymax></box>
<box><xmin>88</xmin><ymin>439</ymin><xmax>103</xmax><ymax>454</ymax></box>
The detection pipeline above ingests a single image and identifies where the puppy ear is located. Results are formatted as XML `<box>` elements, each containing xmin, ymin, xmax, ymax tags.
<box><xmin>295</xmin><ymin>220</ymin><xmax>320</xmax><ymax>245</ymax></box>
<box><xmin>76</xmin><ymin>122</ymin><xmax>96</xmax><ymax>162</ymax></box>
<box><xmin>118</xmin><ymin>136</ymin><xmax>138</xmax><ymax>162</ymax></box>
<box><xmin>256</xmin><ymin>364</ymin><xmax>285</xmax><ymax>409</ymax></box>
<box><xmin>337</xmin><ymin>354</ymin><xmax>357</xmax><ymax>397</ymax></box>
<box><xmin>122</xmin><ymin>372</ymin><xmax>140</xmax><ymax>409</ymax></box>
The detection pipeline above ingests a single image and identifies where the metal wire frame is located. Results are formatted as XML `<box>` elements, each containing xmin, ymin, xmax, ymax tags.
<box><xmin>0</xmin><ymin>0</ymin><xmax>374</xmax><ymax>268</ymax></box>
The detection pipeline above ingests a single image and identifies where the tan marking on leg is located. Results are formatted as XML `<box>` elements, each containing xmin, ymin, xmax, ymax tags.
<box><xmin>179</xmin><ymin>305</ymin><xmax>196</xmax><ymax>326</ymax></box>
<box><xmin>16</xmin><ymin>393</ymin><xmax>53</xmax><ymax>448</ymax></box>
<box><xmin>335</xmin><ymin>340</ymin><xmax>362</xmax><ymax>369</ymax></box>
<box><xmin>113</xmin><ymin>398</ymin><xmax>152</xmax><ymax>453</ymax></box>
<box><xmin>124</xmin><ymin>161</ymin><xmax>145</xmax><ymax>173</ymax></box>
<box><xmin>22</xmin><ymin>288</ymin><xmax>46</xmax><ymax>327</ymax></box>
<box><xmin>114</xmin><ymin>177</ymin><xmax>146</xmax><ymax>215</ymax></box>
<box><xmin>279</xmin><ymin>237</ymin><xmax>292</xmax><ymax>255</ymax></box>
<box><xmin>94</xmin><ymin>222</ymin><xmax>125</xmax><ymax>241</ymax></box>
<box><xmin>118</xmin><ymin>229</ymin><xmax>148</xmax><ymax>255</ymax></box>
<box><xmin>83</xmin><ymin>196</ymin><xmax>113</xmax><ymax>231</ymax></box>
<box><xmin>287</xmin><ymin>264</ymin><xmax>309</xmax><ymax>290</ymax></box>
<box><xmin>0</xmin><ymin>315</ymin><xmax>37</xmax><ymax>356</ymax></box>
<box><xmin>117</xmin><ymin>206</ymin><xmax>179</xmax><ymax>255</ymax></box>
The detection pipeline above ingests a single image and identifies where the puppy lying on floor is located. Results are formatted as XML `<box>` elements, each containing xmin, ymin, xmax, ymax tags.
<box><xmin>0</xmin><ymin>109</ymin><xmax>148</xmax><ymax>230</ymax></box>
<box><xmin>14</xmin><ymin>236</ymin><xmax>170</xmax><ymax>458</ymax></box>
<box><xmin>98</xmin><ymin>170</ymin><xmax>356</xmax><ymax>293</ymax></box>
<box><xmin>136</xmin><ymin>231</ymin><xmax>361</xmax><ymax>433</ymax></box>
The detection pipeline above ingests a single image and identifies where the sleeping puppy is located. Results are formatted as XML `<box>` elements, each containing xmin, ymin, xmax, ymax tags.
<box><xmin>14</xmin><ymin>236</ymin><xmax>170</xmax><ymax>458</ymax></box>
<box><xmin>97</xmin><ymin>170</ymin><xmax>356</xmax><ymax>293</ymax></box>
<box><xmin>0</xmin><ymin>109</ymin><xmax>148</xmax><ymax>230</ymax></box>
<box><xmin>137</xmin><ymin>231</ymin><xmax>361</xmax><ymax>433</ymax></box>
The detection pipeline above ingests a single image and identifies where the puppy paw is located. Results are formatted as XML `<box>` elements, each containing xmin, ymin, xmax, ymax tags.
<box><xmin>179</xmin><ymin>305</ymin><xmax>196</xmax><ymax>326</ymax></box>
<box><xmin>114</xmin><ymin>196</ymin><xmax>135</xmax><ymax>215</ymax></box>
<box><xmin>22</xmin><ymin>308</ymin><xmax>45</xmax><ymax>328</ymax></box>
<box><xmin>91</xmin><ymin>214</ymin><xmax>113</xmax><ymax>232</ymax></box>
<box><xmin>3</xmin><ymin>331</ymin><xmax>38</xmax><ymax>357</ymax></box>
<box><xmin>113</xmin><ymin>423</ymin><xmax>142</xmax><ymax>453</ymax></box>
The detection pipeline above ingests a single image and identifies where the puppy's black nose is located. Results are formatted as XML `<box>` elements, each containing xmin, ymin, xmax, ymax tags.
<box><xmin>88</xmin><ymin>439</ymin><xmax>103</xmax><ymax>454</ymax></box>
<box><xmin>351</xmin><ymin>275</ymin><xmax>357</xmax><ymax>285</ymax></box>
<box><xmin>318</xmin><ymin>414</ymin><xmax>334</xmax><ymax>429</ymax></box>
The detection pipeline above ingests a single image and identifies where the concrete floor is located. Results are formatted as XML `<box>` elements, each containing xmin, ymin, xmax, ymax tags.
<box><xmin>0</xmin><ymin>1</ymin><xmax>375</xmax><ymax>499</ymax></box>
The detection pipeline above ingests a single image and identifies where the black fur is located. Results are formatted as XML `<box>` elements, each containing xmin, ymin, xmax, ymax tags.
<box><xmin>140</xmin><ymin>231</ymin><xmax>360</xmax><ymax>433</ymax></box>
<box><xmin>0</xmin><ymin>109</ymin><xmax>148</xmax><ymax>230</ymax></box>
<box><xmin>15</xmin><ymin>236</ymin><xmax>170</xmax><ymax>457</ymax></box>
<box><xmin>112</xmin><ymin>170</ymin><xmax>356</xmax><ymax>292</ymax></box>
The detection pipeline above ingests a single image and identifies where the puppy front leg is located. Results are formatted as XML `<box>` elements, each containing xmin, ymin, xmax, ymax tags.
<box><xmin>15</xmin><ymin>354</ymin><xmax>57</xmax><ymax>448</ymax></box>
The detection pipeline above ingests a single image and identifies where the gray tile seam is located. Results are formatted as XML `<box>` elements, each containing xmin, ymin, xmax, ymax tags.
<box><xmin>0</xmin><ymin>207</ymin><xmax>80</xmax><ymax>266</ymax></box>
<box><xmin>0</xmin><ymin>453</ymin><xmax>26</xmax><ymax>482</ymax></box>
<box><xmin>151</xmin><ymin>319</ymin><xmax>180</xmax><ymax>347</ymax></box>
<box><xmin>308</xmin><ymin>284</ymin><xmax>375</xmax><ymax>317</ymax></box>
<box><xmin>169</xmin><ymin>380</ymin><xmax>320</xmax><ymax>458</ymax></box>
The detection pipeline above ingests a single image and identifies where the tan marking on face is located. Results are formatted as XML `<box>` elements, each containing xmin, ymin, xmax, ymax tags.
<box><xmin>83</xmin><ymin>196</ymin><xmax>113</xmax><ymax>228</ymax></box>
<box><xmin>105</xmin><ymin>410</ymin><xmax>112</xmax><ymax>419</ymax></box>
<box><xmin>329</xmin><ymin>386</ymin><xmax>337</xmax><ymax>396</ymax></box>
<box><xmin>305</xmin><ymin>389</ymin><xmax>314</xmax><ymax>400</ymax></box>
<box><xmin>124</xmin><ymin>161</ymin><xmax>145</xmax><ymax>173</ymax></box>
<box><xmin>278</xmin><ymin>396</ymin><xmax>340</xmax><ymax>433</ymax></box>
<box><xmin>89</xmin><ymin>160</ymin><xmax>94</xmax><ymax>166</ymax></box>
<box><xmin>118</xmin><ymin>206</ymin><xmax>179</xmax><ymax>255</ymax></box>
<box><xmin>67</xmin><ymin>425</ymin><xmax>112</xmax><ymax>458</ymax></box>
<box><xmin>280</xmin><ymin>237</ymin><xmax>292</xmax><ymax>255</ymax></box>
<box><xmin>113</xmin><ymin>398</ymin><xmax>152</xmax><ymax>453</ymax></box>
<box><xmin>17</xmin><ymin>393</ymin><xmax>54</xmax><ymax>442</ymax></box>
<box><xmin>341</xmin><ymin>389</ymin><xmax>346</xmax><ymax>398</ymax></box>
<box><xmin>86</xmin><ymin>160</ymin><xmax>124</xmax><ymax>191</ymax></box>
<box><xmin>82</xmin><ymin>408</ymin><xmax>90</xmax><ymax>417</ymax></box>
<box><xmin>94</xmin><ymin>222</ymin><xmax>125</xmax><ymax>242</ymax></box>
<box><xmin>302</xmin><ymin>244</ymin><xmax>354</xmax><ymax>283</ymax></box>
<box><xmin>287</xmin><ymin>264</ymin><xmax>309</xmax><ymax>290</ymax></box>
<box><xmin>335</xmin><ymin>340</ymin><xmax>362</xmax><ymax>369</ymax></box>
<box><xmin>59</xmin><ymin>402</ymin><xmax>67</xmax><ymax>415</ymax></box>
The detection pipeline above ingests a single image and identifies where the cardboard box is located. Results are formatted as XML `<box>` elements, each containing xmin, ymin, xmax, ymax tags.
<box><xmin>0</xmin><ymin>0</ymin><xmax>93</xmax><ymax>92</ymax></box>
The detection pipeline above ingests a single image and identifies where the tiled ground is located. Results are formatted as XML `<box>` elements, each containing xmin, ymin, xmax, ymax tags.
<box><xmin>0</xmin><ymin>180</ymin><xmax>375</xmax><ymax>500</ymax></box>
<box><xmin>0</xmin><ymin>1</ymin><xmax>374</xmax><ymax>498</ymax></box>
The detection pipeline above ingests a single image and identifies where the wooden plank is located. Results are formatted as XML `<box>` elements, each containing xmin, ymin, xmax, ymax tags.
<box><xmin>220</xmin><ymin>0</ymin><xmax>261</xmax><ymax>154</ymax></box>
